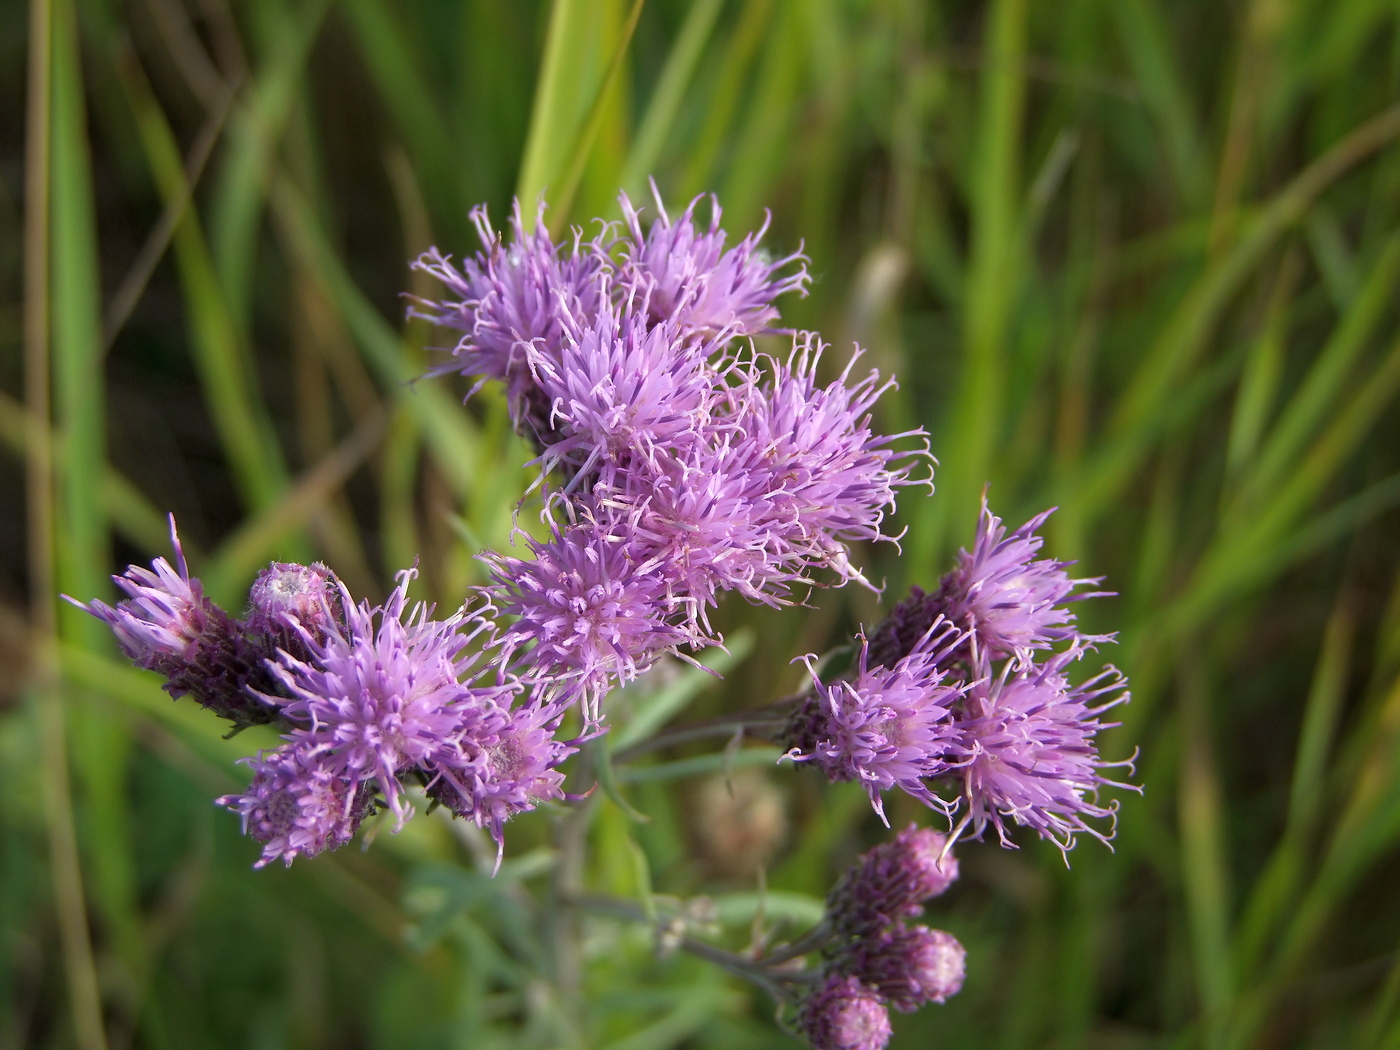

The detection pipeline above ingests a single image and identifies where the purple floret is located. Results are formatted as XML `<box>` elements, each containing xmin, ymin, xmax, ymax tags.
<box><xmin>617</xmin><ymin>182</ymin><xmax>809</xmax><ymax>336</ymax></box>
<box><xmin>786</xmin><ymin>624</ymin><xmax>966</xmax><ymax>822</ymax></box>
<box><xmin>426</xmin><ymin>700</ymin><xmax>576</xmax><ymax>852</ymax></box>
<box><xmin>72</xmin><ymin>519</ymin><xmax>208</xmax><ymax>674</ymax></box>
<box><xmin>410</xmin><ymin>200</ymin><xmax>610</xmax><ymax>449</ymax></box>
<box><xmin>523</xmin><ymin>304</ymin><xmax>718</xmax><ymax>488</ymax></box>
<box><xmin>483</xmin><ymin>520</ymin><xmax>714</xmax><ymax>725</ymax></box>
<box><xmin>727</xmin><ymin>338</ymin><xmax>929</xmax><ymax>588</ymax></box>
<box><xmin>960</xmin><ymin>647</ymin><xmax>1137</xmax><ymax>853</ymax></box>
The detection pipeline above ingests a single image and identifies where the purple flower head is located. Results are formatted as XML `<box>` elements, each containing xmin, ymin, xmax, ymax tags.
<box><xmin>825</xmin><ymin>824</ymin><xmax>960</xmax><ymax>938</ymax></box>
<box><xmin>618</xmin><ymin>182</ymin><xmax>808</xmax><ymax>336</ymax></box>
<box><xmin>796</xmin><ymin>974</ymin><xmax>892</xmax><ymax>1050</ymax></box>
<box><xmin>427</xmin><ymin>701</ymin><xmax>576</xmax><ymax>853</ymax></box>
<box><xmin>524</xmin><ymin>302</ymin><xmax>717</xmax><ymax>488</ymax></box>
<box><xmin>484</xmin><ymin>520</ymin><xmax>713</xmax><ymax>725</ymax></box>
<box><xmin>728</xmin><ymin>337</ymin><xmax>930</xmax><ymax>588</ymax></box>
<box><xmin>961</xmin><ymin>647</ymin><xmax>1137</xmax><ymax>853</ymax></box>
<box><xmin>786</xmin><ymin>624</ymin><xmax>966</xmax><ymax>822</ymax></box>
<box><xmin>246</xmin><ymin>561</ymin><xmax>342</xmax><ymax>649</ymax></box>
<box><xmin>410</xmin><ymin>200</ymin><xmax>609</xmax><ymax>448</ymax></box>
<box><xmin>71</xmin><ymin>517</ymin><xmax>208</xmax><ymax>674</ymax></box>
<box><xmin>847</xmin><ymin>926</ymin><xmax>966</xmax><ymax>1012</ymax></box>
<box><xmin>218</xmin><ymin>744</ymin><xmax>374</xmax><ymax>868</ymax></box>
<box><xmin>267</xmin><ymin>568</ymin><xmax>515</xmax><ymax>829</ymax></box>
<box><xmin>617</xmin><ymin>439</ymin><xmax>802</xmax><ymax>619</ymax></box>
<box><xmin>68</xmin><ymin>517</ymin><xmax>280</xmax><ymax>727</ymax></box>
<box><xmin>939</xmin><ymin>496</ymin><xmax>1111</xmax><ymax>664</ymax></box>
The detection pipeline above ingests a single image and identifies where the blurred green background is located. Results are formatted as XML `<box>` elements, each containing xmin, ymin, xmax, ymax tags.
<box><xmin>6</xmin><ymin>0</ymin><xmax>1400</xmax><ymax>1047</ymax></box>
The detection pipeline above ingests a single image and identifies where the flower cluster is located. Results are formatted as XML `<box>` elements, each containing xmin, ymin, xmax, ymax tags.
<box><xmin>413</xmin><ymin>184</ymin><xmax>927</xmax><ymax>723</ymax></box>
<box><xmin>784</xmin><ymin>496</ymin><xmax>1137</xmax><ymax>855</ymax></box>
<box><xmin>797</xmin><ymin>825</ymin><xmax>966</xmax><ymax>1050</ymax></box>
<box><xmin>72</xmin><ymin>526</ymin><xmax>574</xmax><ymax>867</ymax></box>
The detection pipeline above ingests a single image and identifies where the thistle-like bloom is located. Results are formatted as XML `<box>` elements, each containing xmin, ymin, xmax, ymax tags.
<box><xmin>825</xmin><ymin>824</ymin><xmax>960</xmax><ymax>939</ymax></box>
<box><xmin>427</xmin><ymin>700</ymin><xmax>576</xmax><ymax>849</ymax></box>
<box><xmin>218</xmin><ymin>745</ymin><xmax>373</xmax><ymax>868</ymax></box>
<box><xmin>796</xmin><ymin>974</ymin><xmax>892</xmax><ymax>1050</ymax></box>
<box><xmin>937</xmin><ymin>497</ymin><xmax>1109</xmax><ymax>664</ymax></box>
<box><xmin>523</xmin><ymin>304</ymin><xmax>717</xmax><ymax>488</ymax></box>
<box><xmin>73</xmin><ymin>519</ymin><xmax>209</xmax><ymax>674</ymax></box>
<box><xmin>410</xmin><ymin>201</ymin><xmax>609</xmax><ymax>447</ymax></box>
<box><xmin>728</xmin><ymin>339</ymin><xmax>929</xmax><ymax>588</ymax></box>
<box><xmin>846</xmin><ymin>926</ymin><xmax>966</xmax><ymax>1012</ymax></box>
<box><xmin>264</xmin><ymin>569</ymin><xmax>515</xmax><ymax>828</ymax></box>
<box><xmin>618</xmin><ymin>183</ymin><xmax>809</xmax><ymax>336</ymax></box>
<box><xmin>786</xmin><ymin>625</ymin><xmax>966</xmax><ymax>822</ymax></box>
<box><xmin>69</xmin><ymin>518</ymin><xmax>279</xmax><ymax>727</ymax></box>
<box><xmin>483</xmin><ymin>521</ymin><xmax>712</xmax><ymax>725</ymax></box>
<box><xmin>961</xmin><ymin>647</ymin><xmax>1136</xmax><ymax>853</ymax></box>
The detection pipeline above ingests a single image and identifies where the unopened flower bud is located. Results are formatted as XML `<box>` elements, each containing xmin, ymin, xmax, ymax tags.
<box><xmin>849</xmin><ymin>926</ymin><xmax>966</xmax><ymax>1011</ymax></box>
<box><xmin>247</xmin><ymin>561</ymin><xmax>341</xmax><ymax>646</ymax></box>
<box><xmin>797</xmin><ymin>973</ymin><xmax>891</xmax><ymax>1050</ymax></box>
<box><xmin>826</xmin><ymin>824</ymin><xmax>959</xmax><ymax>937</ymax></box>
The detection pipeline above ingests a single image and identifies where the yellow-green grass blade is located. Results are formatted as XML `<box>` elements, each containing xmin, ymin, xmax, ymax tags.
<box><xmin>912</xmin><ymin>0</ymin><xmax>1027</xmax><ymax>572</ymax></box>
<box><xmin>619</xmin><ymin>0</ymin><xmax>723</xmax><ymax>200</ymax></box>
<box><xmin>268</xmin><ymin>177</ymin><xmax>488</xmax><ymax>503</ymax></box>
<box><xmin>114</xmin><ymin>49</ymin><xmax>294</xmax><ymax>516</ymax></box>
<box><xmin>677</xmin><ymin>0</ymin><xmax>777</xmax><ymax>201</ymax></box>
<box><xmin>208</xmin><ymin>0</ymin><xmax>330</xmax><ymax>328</ymax></box>
<box><xmin>51</xmin><ymin>0</ymin><xmax>148</xmax><ymax>1009</ymax></box>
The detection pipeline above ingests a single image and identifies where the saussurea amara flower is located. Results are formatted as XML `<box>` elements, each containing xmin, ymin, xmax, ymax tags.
<box><xmin>960</xmin><ymin>646</ymin><xmax>1137</xmax><ymax>853</ymax></box>
<box><xmin>257</xmin><ymin>568</ymin><xmax>517</xmax><ymax>830</ymax></box>
<box><xmin>843</xmin><ymin>925</ymin><xmax>966</xmax><ymax>1011</ymax></box>
<box><xmin>617</xmin><ymin>181</ymin><xmax>809</xmax><ymax>336</ymax></box>
<box><xmin>409</xmin><ymin>200</ymin><xmax>610</xmax><ymax>449</ymax></box>
<box><xmin>784</xmin><ymin>623</ymin><xmax>967</xmax><ymax>822</ymax></box>
<box><xmin>67</xmin><ymin>518</ymin><xmax>282</xmax><ymax>728</ymax></box>
<box><xmin>932</xmin><ymin>495</ymin><xmax>1110</xmax><ymax>666</ymax></box>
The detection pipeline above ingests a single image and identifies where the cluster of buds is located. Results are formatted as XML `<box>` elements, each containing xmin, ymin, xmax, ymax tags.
<box><xmin>796</xmin><ymin>825</ymin><xmax>965</xmax><ymax>1050</ymax></box>
<box><xmin>782</xmin><ymin>498</ymin><xmax>1138</xmax><ymax>855</ymax></box>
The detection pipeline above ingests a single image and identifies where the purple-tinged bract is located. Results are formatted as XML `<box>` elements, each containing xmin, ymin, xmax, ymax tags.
<box><xmin>961</xmin><ymin>647</ymin><xmax>1136</xmax><ymax>853</ymax></box>
<box><xmin>786</xmin><ymin>625</ymin><xmax>965</xmax><ymax>822</ymax></box>
<box><xmin>797</xmin><ymin>974</ymin><xmax>892</xmax><ymax>1050</ymax></box>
